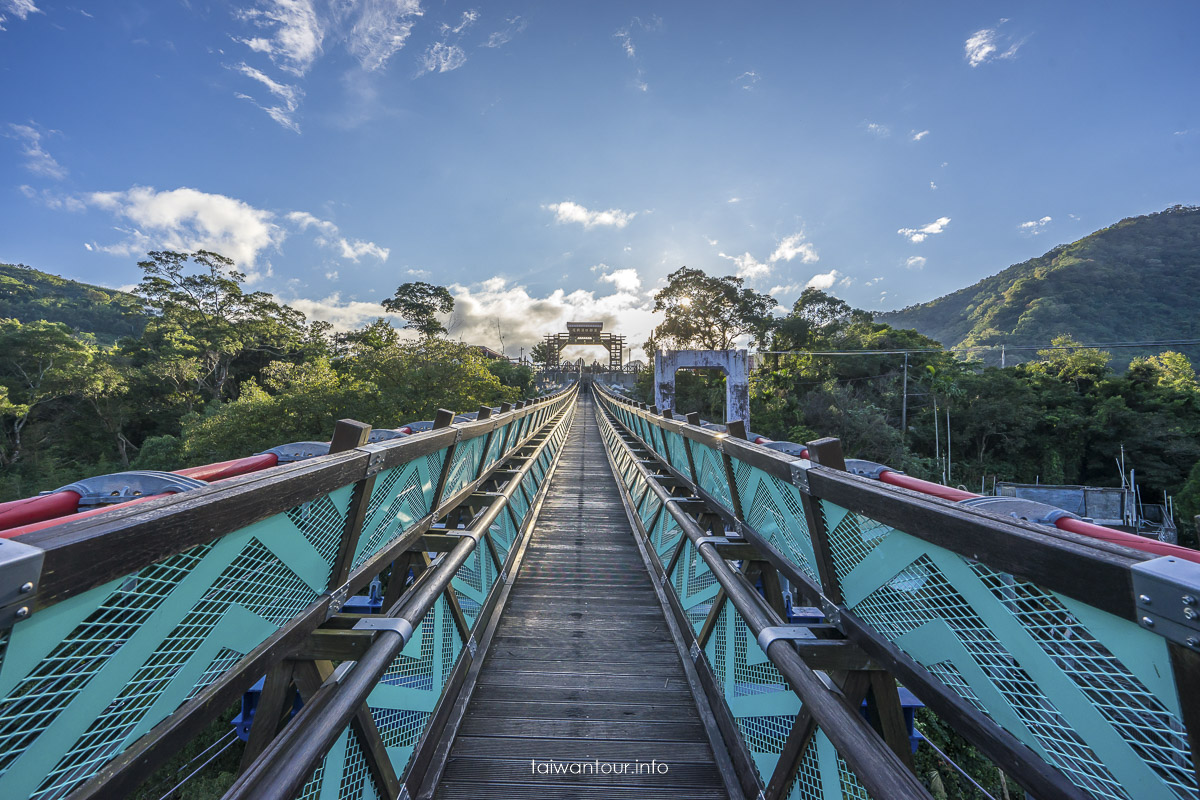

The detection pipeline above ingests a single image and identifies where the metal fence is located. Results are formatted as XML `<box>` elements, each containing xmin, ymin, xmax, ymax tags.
<box><xmin>593</xmin><ymin>383</ymin><xmax>1199</xmax><ymax>800</ymax></box>
<box><xmin>0</xmin><ymin>384</ymin><xmax>577</xmax><ymax>800</ymax></box>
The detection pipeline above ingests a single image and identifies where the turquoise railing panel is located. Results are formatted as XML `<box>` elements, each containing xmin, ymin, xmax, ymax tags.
<box><xmin>354</xmin><ymin>449</ymin><xmax>446</xmax><ymax>568</ymax></box>
<box><xmin>0</xmin><ymin>485</ymin><xmax>355</xmax><ymax>800</ymax></box>
<box><xmin>825</xmin><ymin>499</ymin><xmax>1195</xmax><ymax>800</ymax></box>
<box><xmin>730</xmin><ymin>458</ymin><xmax>820</xmax><ymax>585</ymax></box>
<box><xmin>301</xmin><ymin>399</ymin><xmax>576</xmax><ymax>796</ymax></box>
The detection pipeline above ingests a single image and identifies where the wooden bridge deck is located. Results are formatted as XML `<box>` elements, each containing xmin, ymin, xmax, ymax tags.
<box><xmin>434</xmin><ymin>393</ymin><xmax>730</xmax><ymax>799</ymax></box>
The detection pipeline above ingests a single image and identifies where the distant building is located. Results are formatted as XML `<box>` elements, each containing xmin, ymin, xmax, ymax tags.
<box><xmin>473</xmin><ymin>345</ymin><xmax>506</xmax><ymax>360</ymax></box>
<box><xmin>995</xmin><ymin>481</ymin><xmax>1177</xmax><ymax>543</ymax></box>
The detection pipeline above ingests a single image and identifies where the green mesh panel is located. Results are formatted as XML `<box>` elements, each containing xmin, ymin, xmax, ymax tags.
<box><xmin>734</xmin><ymin>460</ymin><xmax>819</xmax><ymax>584</ymax></box>
<box><xmin>0</xmin><ymin>484</ymin><xmax>354</xmax><ymax>800</ymax></box>
<box><xmin>354</xmin><ymin>455</ymin><xmax>440</xmax><ymax>568</ymax></box>
<box><xmin>442</xmin><ymin>435</ymin><xmax>486</xmax><ymax>501</ymax></box>
<box><xmin>690</xmin><ymin>442</ymin><xmax>733</xmax><ymax>513</ymax></box>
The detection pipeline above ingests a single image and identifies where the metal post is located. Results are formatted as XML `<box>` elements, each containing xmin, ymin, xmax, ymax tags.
<box><xmin>901</xmin><ymin>352</ymin><xmax>908</xmax><ymax>434</ymax></box>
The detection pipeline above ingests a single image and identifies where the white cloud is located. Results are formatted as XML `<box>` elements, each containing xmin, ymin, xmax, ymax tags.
<box><xmin>340</xmin><ymin>0</ymin><xmax>423</xmax><ymax>71</ymax></box>
<box><xmin>287</xmin><ymin>291</ymin><xmax>406</xmax><ymax>331</ymax></box>
<box><xmin>441</xmin><ymin>9</ymin><xmax>478</xmax><ymax>36</ymax></box>
<box><xmin>83</xmin><ymin>186</ymin><xmax>282</xmax><ymax>271</ymax></box>
<box><xmin>904</xmin><ymin>256</ymin><xmax>927</xmax><ymax>270</ymax></box>
<box><xmin>18</xmin><ymin>184</ymin><xmax>86</xmax><ymax>211</ymax></box>
<box><xmin>234</xmin><ymin>0</ymin><xmax>325</xmax><ymax>76</ymax></box>
<box><xmin>325</xmin><ymin>270</ymin><xmax>339</xmax><ymax>280</ymax></box>
<box><xmin>0</xmin><ymin>0</ymin><xmax>41</xmax><ymax>31</ymax></box>
<box><xmin>930</xmin><ymin>181</ymin><xmax>937</xmax><ymax>190</ymax></box>
<box><xmin>727</xmin><ymin>197</ymin><xmax>741</xmax><ymax>204</ymax></box>
<box><xmin>418</xmin><ymin>7</ymin><xmax>478</xmax><ymax>76</ymax></box>
<box><xmin>482</xmin><ymin>16</ymin><xmax>525</xmax><ymax>48</ymax></box>
<box><xmin>718</xmin><ymin>231</ymin><xmax>818</xmax><ymax>281</ymax></box>
<box><xmin>74</xmin><ymin>186</ymin><xmax>384</xmax><ymax>276</ymax></box>
<box><xmin>911</xmin><ymin>129</ymin><xmax>929</xmax><ymax>141</ymax></box>
<box><xmin>544</xmin><ymin>201</ymin><xmax>636</xmax><ymax>229</ymax></box>
<box><xmin>443</xmin><ymin>276</ymin><xmax>657</xmax><ymax>361</ymax></box>
<box><xmin>898</xmin><ymin>216</ymin><xmax>951</xmax><ymax>243</ymax></box>
<box><xmin>406</xmin><ymin>267</ymin><xmax>430</xmax><ymax>277</ymax></box>
<box><xmin>339</xmin><ymin>238</ymin><xmax>389</xmax><ymax>261</ymax></box>
<box><xmin>286</xmin><ymin>209</ymin><xmax>338</xmax><ymax>234</ymax></box>
<box><xmin>286</xmin><ymin>210</ymin><xmax>387</xmax><ymax>260</ymax></box>
<box><xmin>229</xmin><ymin>0</ymin><xmax>423</xmax><ymax>127</ymax></box>
<box><xmin>419</xmin><ymin>41</ymin><xmax>467</xmax><ymax>74</ymax></box>
<box><xmin>1019</xmin><ymin>215</ymin><xmax>1052</xmax><ymax>235</ymax></box>
<box><xmin>735</xmin><ymin>70</ymin><xmax>759</xmax><ymax>90</ymax></box>
<box><xmin>865</xmin><ymin>276</ymin><xmax>883</xmax><ymax>286</ymax></box>
<box><xmin>965</xmin><ymin>21</ymin><xmax>1024</xmax><ymax>67</ymax></box>
<box><xmin>769</xmin><ymin>233</ymin><xmax>819</xmax><ymax>264</ymax></box>
<box><xmin>865</xmin><ymin>122</ymin><xmax>890</xmax><ymax>137</ymax></box>
<box><xmin>805</xmin><ymin>270</ymin><xmax>842</xmax><ymax>290</ymax></box>
<box><xmin>232</xmin><ymin>63</ymin><xmax>303</xmax><ymax>131</ymax></box>
<box><xmin>614</xmin><ymin>16</ymin><xmax>660</xmax><ymax>92</ymax></box>
<box><xmin>719</xmin><ymin>251</ymin><xmax>770</xmax><ymax>280</ymax></box>
<box><xmin>598</xmin><ymin>267</ymin><xmax>642</xmax><ymax>294</ymax></box>
<box><xmin>6</xmin><ymin>123</ymin><xmax>66</xmax><ymax>179</ymax></box>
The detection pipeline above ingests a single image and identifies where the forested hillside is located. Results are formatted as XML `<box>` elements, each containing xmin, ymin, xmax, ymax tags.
<box><xmin>0</xmin><ymin>251</ymin><xmax>534</xmax><ymax>502</ymax></box>
<box><xmin>877</xmin><ymin>205</ymin><xmax>1200</xmax><ymax>365</ymax></box>
<box><xmin>0</xmin><ymin>262</ymin><xmax>146</xmax><ymax>343</ymax></box>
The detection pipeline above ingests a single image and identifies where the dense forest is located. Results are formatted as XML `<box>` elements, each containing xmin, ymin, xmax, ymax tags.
<box><xmin>876</xmin><ymin>205</ymin><xmax>1200</xmax><ymax>367</ymax></box>
<box><xmin>632</xmin><ymin>265</ymin><xmax>1200</xmax><ymax>548</ymax></box>
<box><xmin>0</xmin><ymin>251</ymin><xmax>534</xmax><ymax>502</ymax></box>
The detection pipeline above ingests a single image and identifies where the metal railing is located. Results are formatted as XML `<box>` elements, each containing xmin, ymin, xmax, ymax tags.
<box><xmin>0</xmin><ymin>383</ymin><xmax>578</xmax><ymax>800</ymax></box>
<box><xmin>593</xmin><ymin>383</ymin><xmax>1200</xmax><ymax>800</ymax></box>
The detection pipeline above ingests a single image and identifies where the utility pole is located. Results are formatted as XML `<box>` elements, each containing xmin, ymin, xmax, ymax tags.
<box><xmin>901</xmin><ymin>351</ymin><xmax>909</xmax><ymax>433</ymax></box>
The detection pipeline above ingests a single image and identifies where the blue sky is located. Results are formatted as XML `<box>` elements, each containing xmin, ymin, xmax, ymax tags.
<box><xmin>2</xmin><ymin>1</ymin><xmax>1198</xmax><ymax>359</ymax></box>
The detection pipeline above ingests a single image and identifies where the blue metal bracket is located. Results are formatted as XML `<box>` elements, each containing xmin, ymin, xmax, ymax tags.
<box><xmin>54</xmin><ymin>470</ymin><xmax>208</xmax><ymax>508</ymax></box>
<box><xmin>959</xmin><ymin>496</ymin><xmax>1080</xmax><ymax>527</ymax></box>
<box><xmin>844</xmin><ymin>459</ymin><xmax>897</xmax><ymax>480</ymax></box>
<box><xmin>258</xmin><ymin>442</ymin><xmax>331</xmax><ymax>463</ymax></box>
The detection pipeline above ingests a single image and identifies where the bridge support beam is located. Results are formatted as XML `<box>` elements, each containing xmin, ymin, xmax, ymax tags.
<box><xmin>654</xmin><ymin>348</ymin><xmax>750</xmax><ymax>428</ymax></box>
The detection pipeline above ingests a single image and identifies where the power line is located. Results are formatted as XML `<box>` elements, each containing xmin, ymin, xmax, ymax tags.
<box><xmin>759</xmin><ymin>337</ymin><xmax>1200</xmax><ymax>357</ymax></box>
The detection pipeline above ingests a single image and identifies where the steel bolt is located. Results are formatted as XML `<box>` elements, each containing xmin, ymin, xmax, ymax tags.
<box><xmin>19</xmin><ymin>581</ymin><xmax>33</xmax><ymax>594</ymax></box>
<box><xmin>1184</xmin><ymin>607</ymin><xmax>1198</xmax><ymax>621</ymax></box>
<box><xmin>1139</xmin><ymin>594</ymin><xmax>1152</xmax><ymax>605</ymax></box>
<box><xmin>1188</xmin><ymin>637</ymin><xmax>1200</xmax><ymax>649</ymax></box>
<box><xmin>1142</xmin><ymin>616</ymin><xmax>1156</xmax><ymax>628</ymax></box>
<box><xmin>1183</xmin><ymin>595</ymin><xmax>1197</xmax><ymax>606</ymax></box>
<box><xmin>14</xmin><ymin>606</ymin><xmax>29</xmax><ymax>619</ymax></box>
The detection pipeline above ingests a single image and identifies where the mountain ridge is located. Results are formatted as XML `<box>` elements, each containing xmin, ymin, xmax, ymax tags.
<box><xmin>875</xmin><ymin>205</ymin><xmax>1200</xmax><ymax>365</ymax></box>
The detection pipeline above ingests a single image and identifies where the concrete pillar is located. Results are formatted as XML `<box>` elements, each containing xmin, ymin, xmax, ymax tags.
<box><xmin>654</xmin><ymin>349</ymin><xmax>750</xmax><ymax>428</ymax></box>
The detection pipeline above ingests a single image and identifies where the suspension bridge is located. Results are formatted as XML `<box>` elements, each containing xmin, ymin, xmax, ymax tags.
<box><xmin>0</xmin><ymin>373</ymin><xmax>1197</xmax><ymax>800</ymax></box>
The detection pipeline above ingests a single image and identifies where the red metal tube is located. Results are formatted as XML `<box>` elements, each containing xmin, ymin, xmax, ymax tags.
<box><xmin>1055</xmin><ymin>516</ymin><xmax>1200</xmax><ymax>563</ymax></box>
<box><xmin>176</xmin><ymin>453</ymin><xmax>278</xmax><ymax>482</ymax></box>
<box><xmin>0</xmin><ymin>491</ymin><xmax>83</xmax><ymax>533</ymax></box>
<box><xmin>2</xmin><ymin>494</ymin><xmax>165</xmax><ymax>539</ymax></box>
<box><xmin>877</xmin><ymin>470</ymin><xmax>979</xmax><ymax>502</ymax></box>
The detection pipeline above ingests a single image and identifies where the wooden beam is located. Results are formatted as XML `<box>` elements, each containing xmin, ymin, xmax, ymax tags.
<box><xmin>328</xmin><ymin>419</ymin><xmax>374</xmax><ymax>591</ymax></box>
<box><xmin>292</xmin><ymin>629</ymin><xmax>379</xmax><ymax>662</ymax></box>
<box><xmin>238</xmin><ymin>660</ymin><xmax>297</xmax><ymax>776</ymax></box>
<box><xmin>867</xmin><ymin>672</ymin><xmax>915</xmax><ymax>770</ymax></box>
<box><xmin>292</xmin><ymin>660</ymin><xmax>401</xmax><ymax>800</ymax></box>
<box><xmin>1169</xmin><ymin>642</ymin><xmax>1200</xmax><ymax>790</ymax></box>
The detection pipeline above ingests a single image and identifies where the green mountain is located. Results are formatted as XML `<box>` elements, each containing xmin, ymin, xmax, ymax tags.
<box><xmin>876</xmin><ymin>205</ymin><xmax>1200</xmax><ymax>365</ymax></box>
<box><xmin>0</xmin><ymin>263</ymin><xmax>145</xmax><ymax>344</ymax></box>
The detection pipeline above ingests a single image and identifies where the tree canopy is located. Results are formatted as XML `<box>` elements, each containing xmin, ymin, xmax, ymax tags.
<box><xmin>644</xmin><ymin>266</ymin><xmax>775</xmax><ymax>354</ymax></box>
<box><xmin>382</xmin><ymin>281</ymin><xmax>454</xmax><ymax>337</ymax></box>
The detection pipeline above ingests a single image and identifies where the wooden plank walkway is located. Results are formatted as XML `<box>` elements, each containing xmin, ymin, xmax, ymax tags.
<box><xmin>434</xmin><ymin>392</ymin><xmax>730</xmax><ymax>799</ymax></box>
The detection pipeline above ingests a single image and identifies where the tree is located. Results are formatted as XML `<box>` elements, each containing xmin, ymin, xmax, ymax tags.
<box><xmin>645</xmin><ymin>267</ymin><xmax>775</xmax><ymax>354</ymax></box>
<box><xmin>0</xmin><ymin>319</ymin><xmax>95</xmax><ymax>465</ymax></box>
<box><xmin>1028</xmin><ymin>335</ymin><xmax>1112</xmax><ymax>388</ymax></box>
<box><xmin>771</xmin><ymin>288</ymin><xmax>857</xmax><ymax>350</ymax></box>
<box><xmin>529</xmin><ymin>341</ymin><xmax>552</xmax><ymax>368</ymax></box>
<box><xmin>135</xmin><ymin>250</ymin><xmax>308</xmax><ymax>401</ymax></box>
<box><xmin>382</xmin><ymin>282</ymin><xmax>454</xmax><ymax>338</ymax></box>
